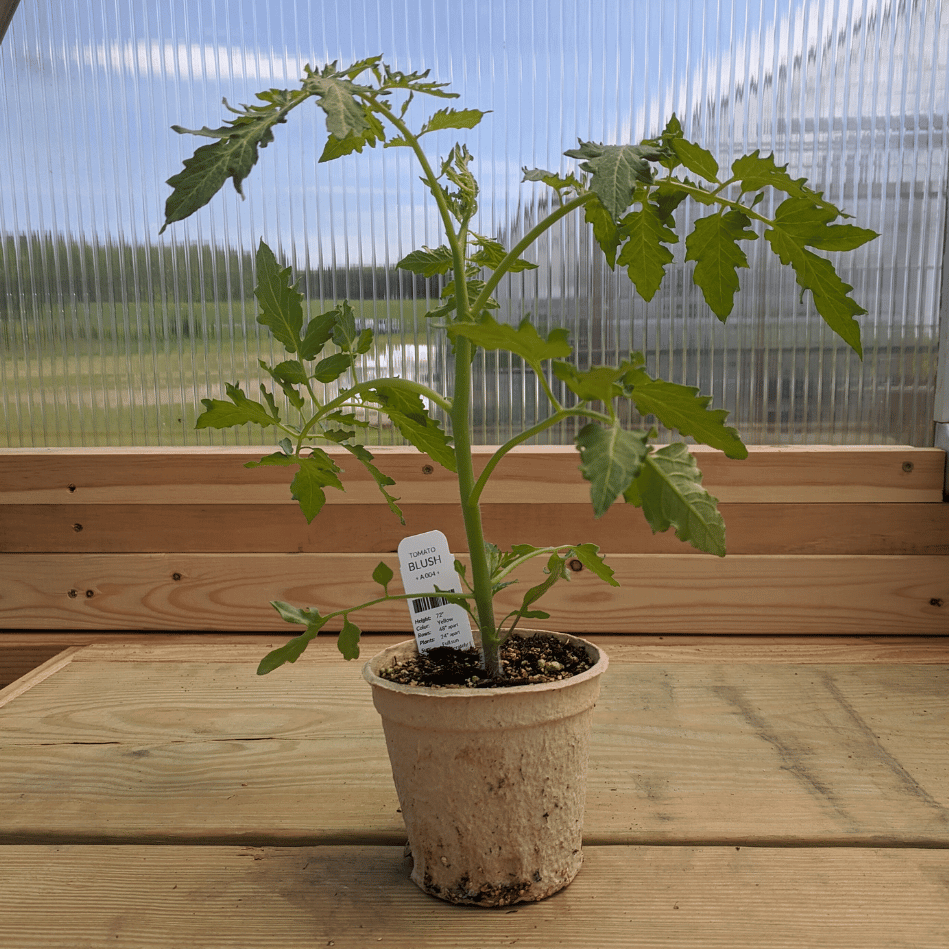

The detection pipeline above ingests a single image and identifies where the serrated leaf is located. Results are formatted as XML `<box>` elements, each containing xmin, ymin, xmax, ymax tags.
<box><xmin>772</xmin><ymin>197</ymin><xmax>877</xmax><ymax>252</ymax></box>
<box><xmin>396</xmin><ymin>245</ymin><xmax>455</xmax><ymax>277</ymax></box>
<box><xmin>516</xmin><ymin>553</ymin><xmax>569</xmax><ymax>613</ymax></box>
<box><xmin>470</xmin><ymin>237</ymin><xmax>538</xmax><ymax>273</ymax></box>
<box><xmin>552</xmin><ymin>362</ymin><xmax>625</xmax><ymax>403</ymax></box>
<box><xmin>258</xmin><ymin>360</ymin><xmax>305</xmax><ymax>411</ymax></box>
<box><xmin>449</xmin><ymin>315</ymin><xmax>573</xmax><ymax>367</ymax></box>
<box><xmin>764</xmin><ymin>226</ymin><xmax>865</xmax><ymax>356</ymax></box>
<box><xmin>312</xmin><ymin>352</ymin><xmax>353</xmax><ymax>383</ymax></box>
<box><xmin>421</xmin><ymin>107</ymin><xmax>488</xmax><ymax>134</ymax></box>
<box><xmin>584</xmin><ymin>195</ymin><xmax>621</xmax><ymax>268</ymax></box>
<box><xmin>318</xmin><ymin>111</ymin><xmax>385</xmax><ymax>162</ymax></box>
<box><xmin>372</xmin><ymin>561</ymin><xmax>394</xmax><ymax>590</ymax></box>
<box><xmin>625</xmin><ymin>369</ymin><xmax>748</xmax><ymax>459</ymax></box>
<box><xmin>570</xmin><ymin>543</ymin><xmax>620</xmax><ymax>586</ymax></box>
<box><xmin>195</xmin><ymin>383</ymin><xmax>279</xmax><ymax>430</ymax></box>
<box><xmin>671</xmin><ymin>138</ymin><xmax>720</xmax><ymax>182</ymax></box>
<box><xmin>299</xmin><ymin>310</ymin><xmax>338</xmax><ymax>360</ymax></box>
<box><xmin>161</xmin><ymin>95</ymin><xmax>294</xmax><ymax>231</ymax></box>
<box><xmin>617</xmin><ymin>203</ymin><xmax>678</xmax><ymax>301</ymax></box>
<box><xmin>290</xmin><ymin>451</ymin><xmax>345</xmax><ymax>523</ymax></box>
<box><xmin>337</xmin><ymin>617</ymin><xmax>361</xmax><ymax>660</ymax></box>
<box><xmin>567</xmin><ymin>143</ymin><xmax>656</xmax><ymax>219</ymax></box>
<box><xmin>304</xmin><ymin>75</ymin><xmax>371</xmax><ymax>140</ymax></box>
<box><xmin>522</xmin><ymin>167</ymin><xmax>584</xmax><ymax>194</ymax></box>
<box><xmin>731</xmin><ymin>151</ymin><xmax>816</xmax><ymax>201</ymax></box>
<box><xmin>625</xmin><ymin>444</ymin><xmax>726</xmax><ymax>556</ymax></box>
<box><xmin>365</xmin><ymin>385</ymin><xmax>456</xmax><ymax>472</ymax></box>
<box><xmin>343</xmin><ymin>443</ymin><xmax>404</xmax><ymax>523</ymax></box>
<box><xmin>685</xmin><ymin>210</ymin><xmax>758</xmax><ymax>319</ymax></box>
<box><xmin>331</xmin><ymin>300</ymin><xmax>360</xmax><ymax>350</ymax></box>
<box><xmin>254</xmin><ymin>241</ymin><xmax>304</xmax><ymax>352</ymax></box>
<box><xmin>574</xmin><ymin>422</ymin><xmax>650</xmax><ymax>518</ymax></box>
<box><xmin>258</xmin><ymin>603</ymin><xmax>327</xmax><ymax>674</ymax></box>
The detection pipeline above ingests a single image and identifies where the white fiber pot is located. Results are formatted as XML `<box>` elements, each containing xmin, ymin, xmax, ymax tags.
<box><xmin>362</xmin><ymin>630</ymin><xmax>608</xmax><ymax>906</ymax></box>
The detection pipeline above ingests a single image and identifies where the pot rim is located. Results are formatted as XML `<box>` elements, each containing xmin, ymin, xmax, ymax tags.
<box><xmin>362</xmin><ymin>629</ymin><xmax>609</xmax><ymax>698</ymax></box>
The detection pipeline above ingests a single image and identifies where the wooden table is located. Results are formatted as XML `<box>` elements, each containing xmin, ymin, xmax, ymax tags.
<box><xmin>1</xmin><ymin>634</ymin><xmax>948</xmax><ymax>947</ymax></box>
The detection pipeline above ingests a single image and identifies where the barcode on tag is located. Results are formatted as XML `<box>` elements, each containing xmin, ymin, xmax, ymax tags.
<box><xmin>397</xmin><ymin>530</ymin><xmax>475</xmax><ymax>654</ymax></box>
<box><xmin>412</xmin><ymin>595</ymin><xmax>450</xmax><ymax>615</ymax></box>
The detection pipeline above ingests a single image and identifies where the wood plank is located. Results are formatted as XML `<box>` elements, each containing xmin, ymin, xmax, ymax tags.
<box><xmin>2</xmin><ymin>657</ymin><xmax>946</xmax><ymax>845</ymax></box>
<box><xmin>1</xmin><ymin>445</ymin><xmax>943</xmax><ymax>504</ymax></box>
<box><xmin>0</xmin><ymin>647</ymin><xmax>78</xmax><ymax>708</ymax></box>
<box><xmin>1</xmin><ymin>552</ymin><xmax>946</xmax><ymax>633</ymax></box>
<box><xmin>3</xmin><ymin>635</ymin><xmax>949</xmax><ymax>685</ymax></box>
<box><xmin>1</xmin><ymin>845</ymin><xmax>947</xmax><ymax>948</ymax></box>
<box><xmin>4</xmin><ymin>500</ymin><xmax>948</xmax><ymax>555</ymax></box>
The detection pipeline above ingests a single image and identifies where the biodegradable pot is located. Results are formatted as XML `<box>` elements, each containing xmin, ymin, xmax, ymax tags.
<box><xmin>362</xmin><ymin>630</ymin><xmax>608</xmax><ymax>906</ymax></box>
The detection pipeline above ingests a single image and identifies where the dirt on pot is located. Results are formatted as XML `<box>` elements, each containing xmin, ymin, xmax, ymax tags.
<box><xmin>377</xmin><ymin>632</ymin><xmax>594</xmax><ymax>688</ymax></box>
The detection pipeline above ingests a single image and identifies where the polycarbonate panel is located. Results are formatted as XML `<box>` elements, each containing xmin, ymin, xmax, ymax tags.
<box><xmin>1</xmin><ymin>0</ymin><xmax>946</xmax><ymax>447</ymax></box>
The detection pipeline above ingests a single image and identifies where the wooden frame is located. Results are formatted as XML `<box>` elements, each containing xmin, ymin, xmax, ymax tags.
<box><xmin>1</xmin><ymin>445</ymin><xmax>947</xmax><ymax>685</ymax></box>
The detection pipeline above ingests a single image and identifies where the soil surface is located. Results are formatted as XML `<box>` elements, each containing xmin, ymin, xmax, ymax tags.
<box><xmin>377</xmin><ymin>632</ymin><xmax>595</xmax><ymax>688</ymax></box>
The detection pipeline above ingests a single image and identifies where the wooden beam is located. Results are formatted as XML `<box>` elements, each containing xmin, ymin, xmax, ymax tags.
<box><xmin>4</xmin><ymin>500</ymin><xmax>948</xmax><ymax>555</ymax></box>
<box><xmin>1</xmin><ymin>445</ymin><xmax>944</xmax><ymax>504</ymax></box>
<box><xmin>2</xmin><ymin>552</ymin><xmax>946</xmax><ymax>633</ymax></box>
<box><xmin>2</xmin><ymin>845</ymin><xmax>947</xmax><ymax>948</ymax></box>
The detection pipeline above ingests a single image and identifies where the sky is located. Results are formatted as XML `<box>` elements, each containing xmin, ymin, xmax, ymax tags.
<box><xmin>0</xmin><ymin>0</ymin><xmax>945</xmax><ymax>267</ymax></box>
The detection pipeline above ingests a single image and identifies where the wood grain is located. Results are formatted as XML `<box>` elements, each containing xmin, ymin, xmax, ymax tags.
<box><xmin>2</xmin><ymin>845</ymin><xmax>948</xmax><ymax>948</ymax></box>
<box><xmin>1</xmin><ymin>445</ymin><xmax>943</xmax><ymax>504</ymax></box>
<box><xmin>2</xmin><ymin>657</ymin><xmax>946</xmax><ymax>846</ymax></box>
<box><xmin>2</xmin><ymin>552</ymin><xmax>946</xmax><ymax>633</ymax></box>
<box><xmin>5</xmin><ymin>500</ymin><xmax>948</xmax><ymax>555</ymax></box>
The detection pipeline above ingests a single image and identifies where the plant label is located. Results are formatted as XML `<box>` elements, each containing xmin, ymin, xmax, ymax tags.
<box><xmin>397</xmin><ymin>529</ymin><xmax>475</xmax><ymax>654</ymax></box>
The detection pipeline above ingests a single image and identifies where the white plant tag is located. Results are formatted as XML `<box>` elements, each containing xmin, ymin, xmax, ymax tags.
<box><xmin>397</xmin><ymin>529</ymin><xmax>475</xmax><ymax>654</ymax></box>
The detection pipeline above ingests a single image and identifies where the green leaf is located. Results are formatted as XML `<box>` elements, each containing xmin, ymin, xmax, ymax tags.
<box><xmin>522</xmin><ymin>167</ymin><xmax>584</xmax><ymax>194</ymax></box>
<box><xmin>343</xmin><ymin>443</ymin><xmax>404</xmax><ymax>523</ymax></box>
<box><xmin>396</xmin><ymin>245</ymin><xmax>455</xmax><ymax>277</ymax></box>
<box><xmin>624</xmin><ymin>369</ymin><xmax>748</xmax><ymax>459</ymax></box>
<box><xmin>304</xmin><ymin>75</ymin><xmax>372</xmax><ymax>140</ymax></box>
<box><xmin>685</xmin><ymin>210</ymin><xmax>758</xmax><ymax>319</ymax></box>
<box><xmin>515</xmin><ymin>553</ymin><xmax>569</xmax><ymax>614</ymax></box>
<box><xmin>731</xmin><ymin>151</ymin><xmax>816</xmax><ymax>201</ymax></box>
<box><xmin>337</xmin><ymin>617</ymin><xmax>361</xmax><ymax>660</ymax></box>
<box><xmin>258</xmin><ymin>360</ymin><xmax>305</xmax><ymax>411</ymax></box>
<box><xmin>552</xmin><ymin>362</ymin><xmax>626</xmax><ymax>403</ymax></box>
<box><xmin>569</xmin><ymin>543</ymin><xmax>620</xmax><ymax>586</ymax></box>
<box><xmin>318</xmin><ymin>112</ymin><xmax>385</xmax><ymax>162</ymax></box>
<box><xmin>312</xmin><ymin>352</ymin><xmax>353</xmax><ymax>383</ymax></box>
<box><xmin>469</xmin><ymin>237</ymin><xmax>538</xmax><ymax>273</ymax></box>
<box><xmin>625</xmin><ymin>444</ymin><xmax>726</xmax><ymax>556</ymax></box>
<box><xmin>566</xmin><ymin>142</ymin><xmax>656</xmax><ymax>219</ymax></box>
<box><xmin>195</xmin><ymin>383</ymin><xmax>279</xmax><ymax>430</ymax></box>
<box><xmin>290</xmin><ymin>451</ymin><xmax>345</xmax><ymax>523</ymax></box>
<box><xmin>771</xmin><ymin>197</ymin><xmax>877</xmax><ymax>252</ymax></box>
<box><xmin>331</xmin><ymin>300</ymin><xmax>360</xmax><ymax>350</ymax></box>
<box><xmin>254</xmin><ymin>241</ymin><xmax>304</xmax><ymax>352</ymax></box>
<box><xmin>449</xmin><ymin>315</ymin><xmax>573</xmax><ymax>368</ymax></box>
<box><xmin>574</xmin><ymin>422</ymin><xmax>650</xmax><ymax>518</ymax></box>
<box><xmin>421</xmin><ymin>107</ymin><xmax>488</xmax><ymax>134</ymax></box>
<box><xmin>257</xmin><ymin>602</ymin><xmax>327</xmax><ymax>674</ymax></box>
<box><xmin>161</xmin><ymin>93</ymin><xmax>299</xmax><ymax>231</ymax></box>
<box><xmin>765</xmin><ymin>224</ymin><xmax>865</xmax><ymax>356</ymax></box>
<box><xmin>365</xmin><ymin>385</ymin><xmax>456</xmax><ymax>472</ymax></box>
<box><xmin>372</xmin><ymin>561</ymin><xmax>394</xmax><ymax>590</ymax></box>
<box><xmin>671</xmin><ymin>138</ymin><xmax>719</xmax><ymax>182</ymax></box>
<box><xmin>299</xmin><ymin>310</ymin><xmax>338</xmax><ymax>360</ymax></box>
<box><xmin>584</xmin><ymin>196</ymin><xmax>621</xmax><ymax>268</ymax></box>
<box><xmin>616</xmin><ymin>203</ymin><xmax>678</xmax><ymax>301</ymax></box>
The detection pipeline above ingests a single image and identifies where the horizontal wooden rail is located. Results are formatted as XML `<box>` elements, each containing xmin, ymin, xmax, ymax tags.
<box><xmin>2</xmin><ymin>552</ymin><xmax>946</xmax><ymax>634</ymax></box>
<box><xmin>0</xmin><ymin>445</ymin><xmax>944</xmax><ymax>505</ymax></box>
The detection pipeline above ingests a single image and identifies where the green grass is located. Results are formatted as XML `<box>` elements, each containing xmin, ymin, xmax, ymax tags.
<box><xmin>0</xmin><ymin>298</ymin><xmax>435</xmax><ymax>447</ymax></box>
